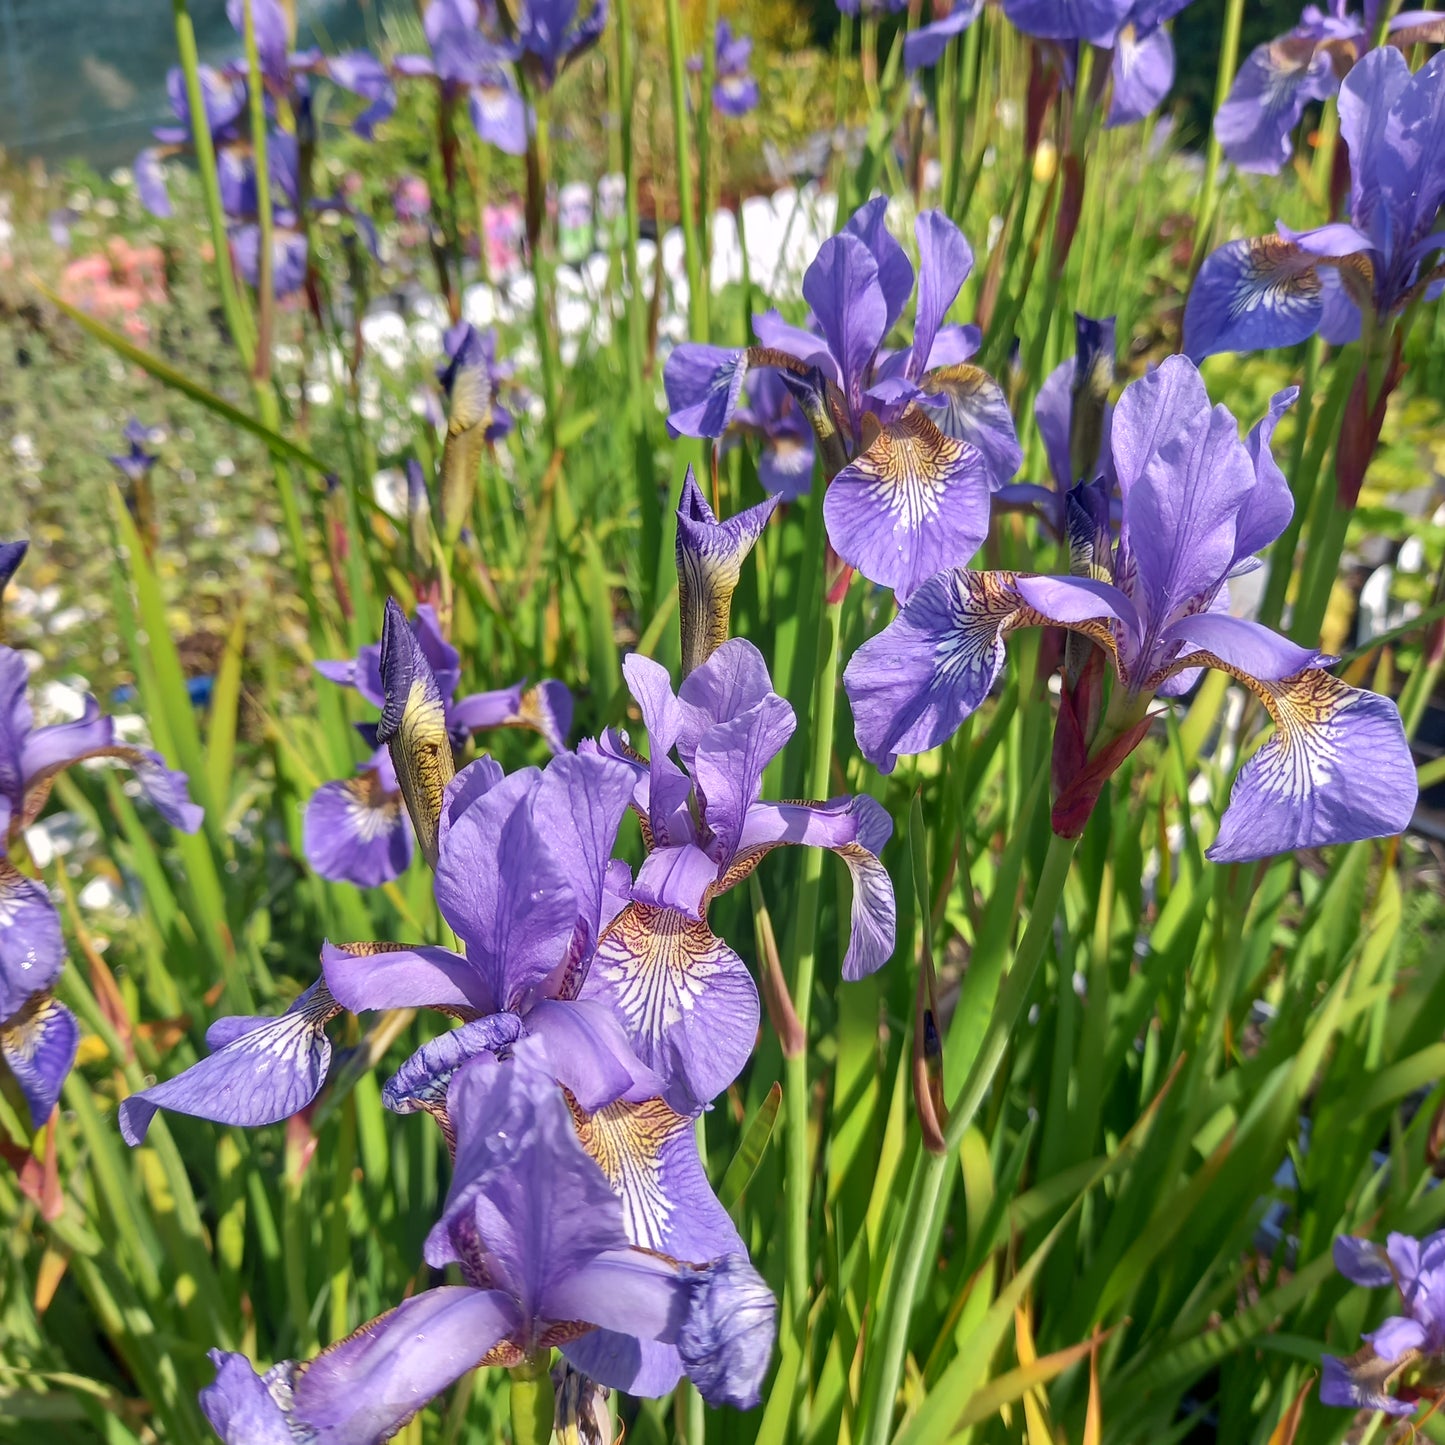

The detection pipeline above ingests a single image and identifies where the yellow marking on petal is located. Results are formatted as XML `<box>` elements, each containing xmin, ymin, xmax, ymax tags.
<box><xmin>1231</xmin><ymin>237</ymin><xmax>1321</xmax><ymax>325</ymax></box>
<box><xmin>568</xmin><ymin>1094</ymin><xmax>687</xmax><ymax>1252</ymax></box>
<box><xmin>341</xmin><ymin>771</ymin><xmax>405</xmax><ymax>843</ymax></box>
<box><xmin>1</xmin><ymin>993</ymin><xmax>65</xmax><ymax>1064</ymax></box>
<box><xmin>850</xmin><ymin>408</ymin><xmax>969</xmax><ymax>533</ymax></box>
<box><xmin>591</xmin><ymin>903</ymin><xmax>736</xmax><ymax>1040</ymax></box>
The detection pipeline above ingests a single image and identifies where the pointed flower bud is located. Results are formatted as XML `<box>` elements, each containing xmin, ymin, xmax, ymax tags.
<box><xmin>1067</xmin><ymin>315</ymin><xmax>1116</xmax><ymax>486</ymax></box>
<box><xmin>377</xmin><ymin>597</ymin><xmax>457</xmax><ymax>867</ymax></box>
<box><xmin>437</xmin><ymin>323</ymin><xmax>496</xmax><ymax>545</ymax></box>
<box><xmin>675</xmin><ymin>469</ymin><xmax>778</xmax><ymax>677</ymax></box>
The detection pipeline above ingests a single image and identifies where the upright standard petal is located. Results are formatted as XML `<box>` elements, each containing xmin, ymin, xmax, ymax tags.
<box><xmin>0</xmin><ymin>994</ymin><xmax>80</xmax><ymax>1126</ymax></box>
<box><xmin>675</xmin><ymin>469</ymin><xmax>779</xmax><ymax>677</ymax></box>
<box><xmin>903</xmin><ymin>2</ymin><xmax>985</xmax><ymax>73</ymax></box>
<box><xmin>1333</xmin><ymin>1235</ymin><xmax>1395</xmax><ymax>1288</ymax></box>
<box><xmin>377</xmin><ymin>597</ymin><xmax>457</xmax><ymax>866</ymax></box>
<box><xmin>689</xmin><ymin>692</ymin><xmax>797</xmax><ymax>864</ymax></box>
<box><xmin>582</xmin><ymin>901</ymin><xmax>759</xmax><ymax>1111</ymax></box>
<box><xmin>1107</xmin><ymin>23</ymin><xmax>1175</xmax><ymax>129</ymax></box>
<box><xmin>1207</xmin><ymin>666</ymin><xmax>1417</xmax><ymax>863</ymax></box>
<box><xmin>1183</xmin><ymin>236</ymin><xmax>1323</xmax><ymax>360</ymax></box>
<box><xmin>911</xmin><ymin>211</ymin><xmax>973</xmax><ymax>377</ymax></box>
<box><xmin>118</xmin><ymin>980</ymin><xmax>341</xmax><ymax>1144</ymax></box>
<box><xmin>1002</xmin><ymin>0</ymin><xmax>1130</xmax><ymax>44</ymax></box>
<box><xmin>824</xmin><ymin>409</ymin><xmax>991</xmax><ymax>602</ymax></box>
<box><xmin>842</xmin><ymin>197</ymin><xmax>915</xmax><ymax>336</ymax></box>
<box><xmin>198</xmin><ymin>1352</ymin><xmax>295</xmax><ymax>1445</ymax></box>
<box><xmin>801</xmin><ymin>232</ymin><xmax>888</xmax><ymax>413</ymax></box>
<box><xmin>1233</xmin><ymin>386</ymin><xmax>1299</xmax><ymax>563</ymax></box>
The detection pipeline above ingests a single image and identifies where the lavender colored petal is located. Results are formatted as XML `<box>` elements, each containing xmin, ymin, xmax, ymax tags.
<box><xmin>1367</xmin><ymin>1316</ymin><xmax>1429</xmax><ymax>1362</ymax></box>
<box><xmin>1234</xmin><ymin>386</ymin><xmax>1299</xmax><ymax>561</ymax></box>
<box><xmin>470</xmin><ymin>77</ymin><xmax>529</xmax><ymax>156</ymax></box>
<box><xmin>621</xmin><ymin>653</ymin><xmax>694</xmax><ymax>843</ymax></box>
<box><xmin>562</xmin><ymin>1334</ymin><xmax>686</xmax><ymax>1401</ymax></box>
<box><xmin>675</xmin><ymin>637</ymin><xmax>780</xmax><ymax>767</ymax></box>
<box><xmin>526</xmin><ymin>997</ymin><xmax>667</xmax><ymax>1110</ymax></box>
<box><xmin>918</xmin><ymin>364</ymin><xmax>1023</xmax><ymax>486</ymax></box>
<box><xmin>1371</xmin><ymin>50</ymin><xmax>1445</xmax><ymax>254</ymax></box>
<box><xmin>1318</xmin><ymin>267</ymin><xmax>1363</xmax><ymax>345</ymax></box>
<box><xmin>751</xmin><ymin>310</ymin><xmax>837</xmax><ymax>379</ymax></box>
<box><xmin>1002</xmin><ymin>0</ymin><xmax>1130</xmax><ymax>44</ymax></box>
<box><xmin>734</xmin><ymin>797</ymin><xmax>896</xmax><ymax>979</ymax></box>
<box><xmin>582</xmin><ymin>902</ymin><xmax>759</xmax><ymax>1111</ymax></box>
<box><xmin>714</xmin><ymin>74</ymin><xmax>759</xmax><ymax>115</ymax></box>
<box><xmin>633</xmin><ymin>844</ymin><xmax>718</xmax><ymax>920</ymax></box>
<box><xmin>1184</xmin><ymin>236</ymin><xmax>1323</xmax><ymax>360</ymax></box>
<box><xmin>1159</xmin><ymin>613</ymin><xmax>1320</xmax><ymax>682</ymax></box>
<box><xmin>825</xmin><ymin>411</ymin><xmax>993</xmax><ymax>602</ymax></box>
<box><xmin>1214</xmin><ymin>38</ymin><xmax>1339</xmax><ymax>175</ymax></box>
<box><xmin>1339</xmin><ymin>47</ymin><xmax>1412</xmax><ymax>243</ymax></box>
<box><xmin>1034</xmin><ymin>357</ymin><xmax>1076</xmax><ymax>490</ymax></box>
<box><xmin>690</xmin><ymin>694</ymin><xmax>797</xmax><ymax>865</ymax></box>
<box><xmin>199</xmin><ymin>1352</ymin><xmax>294</xmax><ymax>1445</ymax></box>
<box><xmin>293</xmin><ymin>1287</ymin><xmax>518</xmax><ymax>1440</ymax></box>
<box><xmin>676</xmin><ymin>1255</ymin><xmax>777</xmax><ymax>1409</ymax></box>
<box><xmin>841</xmin><ymin>197</ymin><xmax>914</xmax><ymax>335</ymax></box>
<box><xmin>303</xmin><ymin>773</ymin><xmax>411</xmax><ymax>887</ymax></box>
<box><xmin>1319</xmin><ymin>1355</ymin><xmax>1417</xmax><ymax>1416</ymax></box>
<box><xmin>1209</xmin><ymin>671</ymin><xmax>1417</xmax><ymax>863</ymax></box>
<box><xmin>802</xmin><ymin>232</ymin><xmax>888</xmax><ymax>412</ymax></box>
<box><xmin>926</xmin><ymin>324</ymin><xmax>981</xmax><ymax>369</ymax></box>
<box><xmin>0</xmin><ymin>862</ymin><xmax>64</xmax><ymax>1019</ymax></box>
<box><xmin>911</xmin><ymin>211</ymin><xmax>973</xmax><ymax>377</ymax></box>
<box><xmin>1333</xmin><ymin>1235</ymin><xmax>1394</xmax><ymax>1288</ymax></box>
<box><xmin>447</xmin><ymin>683</ymin><xmax>524</xmax><ymax>733</ymax></box>
<box><xmin>1107</xmin><ymin>22</ymin><xmax>1174</xmax><ymax>129</ymax></box>
<box><xmin>135</xmin><ymin>148</ymin><xmax>172</xmax><ymax>219</ymax></box>
<box><xmin>845</xmin><ymin>568</ymin><xmax>1019</xmax><ymax>773</ymax></box>
<box><xmin>759</xmin><ymin>430</ymin><xmax>816</xmax><ymax>500</ymax></box>
<box><xmin>382</xmin><ymin>1013</ymin><xmax>525</xmax><ymax>1117</ymax></box>
<box><xmin>118</xmin><ymin>980</ymin><xmax>339</xmax><ymax>1144</ymax></box>
<box><xmin>904</xmin><ymin>3</ymin><xmax>985</xmax><ymax>72</ymax></box>
<box><xmin>0</xmin><ymin>995</ymin><xmax>79</xmax><ymax>1126</ymax></box>
<box><xmin>663</xmin><ymin>344</ymin><xmax>749</xmax><ymax>438</ymax></box>
<box><xmin>321</xmin><ymin>938</ymin><xmax>483</xmax><ymax>1014</ymax></box>
<box><xmin>411</xmin><ymin>603</ymin><xmax>462</xmax><ymax>700</ymax></box>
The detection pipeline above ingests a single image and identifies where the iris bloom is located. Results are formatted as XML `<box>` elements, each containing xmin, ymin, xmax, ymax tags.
<box><xmin>304</xmin><ymin>602</ymin><xmax>569</xmax><ymax>887</ymax></box>
<box><xmin>692</xmin><ymin>20</ymin><xmax>759</xmax><ymax>116</ymax></box>
<box><xmin>996</xmin><ymin>312</ymin><xmax>1116</xmax><ymax>536</ymax></box>
<box><xmin>198</xmin><ymin>1043</ymin><xmax>775</xmax><ymax>1445</ymax></box>
<box><xmin>396</xmin><ymin>0</ymin><xmax>529</xmax><ymax>156</ymax></box>
<box><xmin>987</xmin><ymin>1</ymin><xmax>1196</xmax><ymax>127</ymax></box>
<box><xmin>1323</xmin><ymin>1230</ymin><xmax>1445</xmax><ymax>1417</ymax></box>
<box><xmin>1214</xmin><ymin>1</ymin><xmax>1442</xmax><ymax>174</ymax></box>
<box><xmin>1187</xmin><ymin>48</ymin><xmax>1445</xmax><ymax>360</ymax></box>
<box><xmin>845</xmin><ymin>356</ymin><xmax>1417</xmax><ymax>861</ymax></box>
<box><xmin>0</xmin><ymin>642</ymin><xmax>201</xmax><ymax>1125</ymax></box>
<box><xmin>729</xmin><ymin>367</ymin><xmax>817</xmax><ymax>501</ymax></box>
<box><xmin>581</xmin><ymin>635</ymin><xmax>895</xmax><ymax>1110</ymax></box>
<box><xmin>665</xmin><ymin>197</ymin><xmax>1020</xmax><ymax>601</ymax></box>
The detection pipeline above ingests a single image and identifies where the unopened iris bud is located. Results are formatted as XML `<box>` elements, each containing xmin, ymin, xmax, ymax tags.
<box><xmin>377</xmin><ymin>597</ymin><xmax>457</xmax><ymax>867</ymax></box>
<box><xmin>675</xmin><ymin>468</ymin><xmax>778</xmax><ymax>677</ymax></box>
<box><xmin>553</xmin><ymin>1363</ymin><xmax>614</xmax><ymax>1445</ymax></box>
<box><xmin>437</xmin><ymin>324</ymin><xmax>495</xmax><ymax>546</ymax></box>
<box><xmin>405</xmin><ymin>457</ymin><xmax>437</xmax><ymax>573</ymax></box>
<box><xmin>1067</xmin><ymin>314</ymin><xmax>1115</xmax><ymax>486</ymax></box>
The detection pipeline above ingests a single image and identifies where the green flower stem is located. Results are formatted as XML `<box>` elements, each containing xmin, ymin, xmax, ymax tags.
<box><xmin>860</xmin><ymin>827</ymin><xmax>1080</xmax><ymax>1445</ymax></box>
<box><xmin>241</xmin><ymin>0</ymin><xmax>274</xmax><ymax>383</ymax></box>
<box><xmin>664</xmin><ymin>0</ymin><xmax>706</xmax><ymax>338</ymax></box>
<box><xmin>508</xmin><ymin>1353</ymin><xmax>555</xmax><ymax>1445</ymax></box>
<box><xmin>780</xmin><ymin>590</ymin><xmax>845</xmax><ymax>1427</ymax></box>
<box><xmin>697</xmin><ymin>0</ymin><xmax>721</xmax><ymax>291</ymax></box>
<box><xmin>525</xmin><ymin>85</ymin><xmax>562</xmax><ymax>450</ymax></box>
<box><xmin>1190</xmin><ymin>0</ymin><xmax>1246</xmax><ymax>274</ymax></box>
<box><xmin>171</xmin><ymin>0</ymin><xmax>255</xmax><ymax>366</ymax></box>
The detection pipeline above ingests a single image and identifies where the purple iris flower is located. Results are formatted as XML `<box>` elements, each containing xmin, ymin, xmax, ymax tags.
<box><xmin>996</xmin><ymin>312</ymin><xmax>1116</xmax><ymax>535</ymax></box>
<box><xmin>107</xmin><ymin>419</ymin><xmax>159</xmax><ymax>487</ymax></box>
<box><xmin>135</xmin><ymin>66</ymin><xmax>250</xmax><ymax>220</ymax></box>
<box><xmin>1322</xmin><ymin>1230</ymin><xmax>1445</xmax><ymax>1417</ymax></box>
<box><xmin>396</xmin><ymin>1</ymin><xmax>529</xmax><ymax>156</ymax></box>
<box><xmin>664</xmin><ymin>198</ymin><xmax>1019</xmax><ymax>602</ymax></box>
<box><xmin>730</xmin><ymin>368</ymin><xmax>817</xmax><ymax>501</ymax></box>
<box><xmin>578</xmin><ymin>635</ymin><xmax>896</xmax><ymax>1109</ymax></box>
<box><xmin>994</xmin><ymin>0</ymin><xmax>1193</xmax><ymax>127</ymax></box>
<box><xmin>905</xmin><ymin>2</ymin><xmax>986</xmax><ymax>74</ymax></box>
<box><xmin>845</xmin><ymin>356</ymin><xmax>1417</xmax><ymax>861</ymax></box>
<box><xmin>304</xmin><ymin>603</ymin><xmax>569</xmax><ymax>887</ymax></box>
<box><xmin>198</xmin><ymin>1042</ymin><xmax>775</xmax><ymax>1441</ymax></box>
<box><xmin>509</xmin><ymin>0</ymin><xmax>609</xmax><ymax>89</ymax></box>
<box><xmin>710</xmin><ymin>20</ymin><xmax>760</xmax><ymax>117</ymax></box>
<box><xmin>836</xmin><ymin>0</ymin><xmax>910</xmax><ymax>13</ymax></box>
<box><xmin>1214</xmin><ymin>1</ymin><xmax>1443</xmax><ymax>174</ymax></box>
<box><xmin>0</xmin><ymin>642</ymin><xmax>201</xmax><ymax>1126</ymax></box>
<box><xmin>1188</xmin><ymin>47</ymin><xmax>1445</xmax><ymax>360</ymax></box>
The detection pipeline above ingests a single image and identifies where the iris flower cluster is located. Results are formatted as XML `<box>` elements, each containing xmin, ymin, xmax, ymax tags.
<box><xmin>666</xmin><ymin>196</ymin><xmax>1416</xmax><ymax>863</ymax></box>
<box><xmin>904</xmin><ymin>1</ymin><xmax>1196</xmax><ymax>130</ymax></box>
<box><xmin>1324</xmin><ymin>1230</ymin><xmax>1445</xmax><ymax>1419</ymax></box>
<box><xmin>119</xmin><ymin>480</ymin><xmax>896</xmax><ymax>1429</ymax></box>
<box><xmin>0</xmin><ymin>543</ymin><xmax>201</xmax><ymax>1128</ymax></box>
